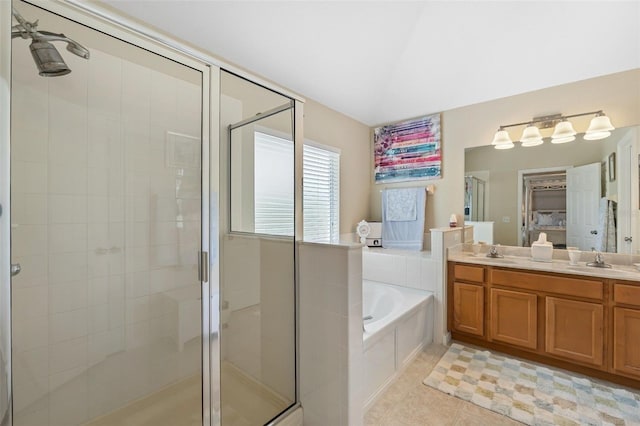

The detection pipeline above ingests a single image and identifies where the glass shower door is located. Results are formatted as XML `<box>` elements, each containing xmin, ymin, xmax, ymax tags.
<box><xmin>10</xmin><ymin>2</ymin><xmax>208</xmax><ymax>425</ymax></box>
<box><xmin>220</xmin><ymin>71</ymin><xmax>297</xmax><ymax>426</ymax></box>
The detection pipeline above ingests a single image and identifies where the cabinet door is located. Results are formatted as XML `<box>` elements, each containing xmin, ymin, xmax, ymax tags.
<box><xmin>490</xmin><ymin>288</ymin><xmax>537</xmax><ymax>349</ymax></box>
<box><xmin>453</xmin><ymin>282</ymin><xmax>484</xmax><ymax>336</ymax></box>
<box><xmin>613</xmin><ymin>307</ymin><xmax>640</xmax><ymax>379</ymax></box>
<box><xmin>545</xmin><ymin>297</ymin><xmax>604</xmax><ymax>367</ymax></box>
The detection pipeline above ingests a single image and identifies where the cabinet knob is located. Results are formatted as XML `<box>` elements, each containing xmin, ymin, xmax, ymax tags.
<box><xmin>590</xmin><ymin>230</ymin><xmax>598</xmax><ymax>235</ymax></box>
<box><xmin>624</xmin><ymin>236</ymin><xmax>633</xmax><ymax>242</ymax></box>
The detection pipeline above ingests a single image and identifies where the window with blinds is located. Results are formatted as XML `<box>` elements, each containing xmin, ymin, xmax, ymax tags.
<box><xmin>303</xmin><ymin>144</ymin><xmax>340</xmax><ymax>243</ymax></box>
<box><xmin>254</xmin><ymin>132</ymin><xmax>294</xmax><ymax>236</ymax></box>
<box><xmin>253</xmin><ymin>132</ymin><xmax>340</xmax><ymax>242</ymax></box>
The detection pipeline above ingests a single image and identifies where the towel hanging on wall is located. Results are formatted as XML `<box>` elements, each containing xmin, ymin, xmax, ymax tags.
<box><xmin>382</xmin><ymin>188</ymin><xmax>426</xmax><ymax>251</ymax></box>
<box><xmin>595</xmin><ymin>198</ymin><xmax>617</xmax><ymax>252</ymax></box>
<box><xmin>385</xmin><ymin>188</ymin><xmax>418</xmax><ymax>221</ymax></box>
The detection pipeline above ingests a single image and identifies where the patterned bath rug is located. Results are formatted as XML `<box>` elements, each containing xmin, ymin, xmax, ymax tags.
<box><xmin>423</xmin><ymin>343</ymin><xmax>640</xmax><ymax>426</ymax></box>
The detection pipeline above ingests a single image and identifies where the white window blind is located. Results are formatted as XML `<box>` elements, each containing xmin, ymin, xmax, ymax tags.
<box><xmin>254</xmin><ymin>132</ymin><xmax>294</xmax><ymax>236</ymax></box>
<box><xmin>303</xmin><ymin>144</ymin><xmax>340</xmax><ymax>243</ymax></box>
<box><xmin>253</xmin><ymin>132</ymin><xmax>340</xmax><ymax>242</ymax></box>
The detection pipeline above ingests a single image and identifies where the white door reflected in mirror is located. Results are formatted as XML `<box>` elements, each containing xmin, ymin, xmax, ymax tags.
<box><xmin>465</xmin><ymin>126</ymin><xmax>640</xmax><ymax>253</ymax></box>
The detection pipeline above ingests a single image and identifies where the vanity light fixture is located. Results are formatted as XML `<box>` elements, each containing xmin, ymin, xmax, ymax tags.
<box><xmin>550</xmin><ymin>120</ymin><xmax>576</xmax><ymax>144</ymax></box>
<box><xmin>520</xmin><ymin>124</ymin><xmax>544</xmax><ymax>147</ymax></box>
<box><xmin>490</xmin><ymin>110</ymin><xmax>615</xmax><ymax>149</ymax></box>
<box><xmin>584</xmin><ymin>112</ymin><xmax>615</xmax><ymax>140</ymax></box>
<box><xmin>491</xmin><ymin>128</ymin><xmax>512</xmax><ymax>146</ymax></box>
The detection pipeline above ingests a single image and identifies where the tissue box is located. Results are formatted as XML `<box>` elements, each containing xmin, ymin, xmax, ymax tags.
<box><xmin>531</xmin><ymin>243</ymin><xmax>553</xmax><ymax>262</ymax></box>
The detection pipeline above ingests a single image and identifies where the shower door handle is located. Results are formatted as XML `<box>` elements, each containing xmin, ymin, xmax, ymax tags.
<box><xmin>198</xmin><ymin>251</ymin><xmax>209</xmax><ymax>283</ymax></box>
<box><xmin>11</xmin><ymin>263</ymin><xmax>21</xmax><ymax>277</ymax></box>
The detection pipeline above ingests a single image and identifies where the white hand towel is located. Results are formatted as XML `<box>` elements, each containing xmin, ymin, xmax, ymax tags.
<box><xmin>382</xmin><ymin>188</ymin><xmax>426</xmax><ymax>251</ymax></box>
<box><xmin>384</xmin><ymin>188</ymin><xmax>418</xmax><ymax>221</ymax></box>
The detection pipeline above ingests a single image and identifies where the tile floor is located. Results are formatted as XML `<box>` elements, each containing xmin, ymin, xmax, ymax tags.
<box><xmin>364</xmin><ymin>344</ymin><xmax>521</xmax><ymax>426</ymax></box>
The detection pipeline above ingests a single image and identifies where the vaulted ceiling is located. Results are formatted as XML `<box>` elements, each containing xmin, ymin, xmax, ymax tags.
<box><xmin>104</xmin><ymin>1</ymin><xmax>640</xmax><ymax>126</ymax></box>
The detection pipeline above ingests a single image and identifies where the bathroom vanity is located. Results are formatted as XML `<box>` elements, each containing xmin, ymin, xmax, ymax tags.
<box><xmin>447</xmin><ymin>251</ymin><xmax>640</xmax><ymax>387</ymax></box>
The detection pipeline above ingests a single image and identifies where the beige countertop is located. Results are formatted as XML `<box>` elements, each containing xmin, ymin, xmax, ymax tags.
<box><xmin>448</xmin><ymin>247</ymin><xmax>640</xmax><ymax>282</ymax></box>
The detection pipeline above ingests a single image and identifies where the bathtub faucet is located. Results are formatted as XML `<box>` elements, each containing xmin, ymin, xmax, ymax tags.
<box><xmin>363</xmin><ymin>315</ymin><xmax>372</xmax><ymax>332</ymax></box>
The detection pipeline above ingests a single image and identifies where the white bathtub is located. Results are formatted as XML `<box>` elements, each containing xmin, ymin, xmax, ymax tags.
<box><xmin>362</xmin><ymin>280</ymin><xmax>434</xmax><ymax>409</ymax></box>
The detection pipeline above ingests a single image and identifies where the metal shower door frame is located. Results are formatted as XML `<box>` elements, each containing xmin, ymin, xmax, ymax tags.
<box><xmin>2</xmin><ymin>1</ymin><xmax>219</xmax><ymax>425</ymax></box>
<box><xmin>1</xmin><ymin>2</ymin><xmax>13</xmax><ymax>425</ymax></box>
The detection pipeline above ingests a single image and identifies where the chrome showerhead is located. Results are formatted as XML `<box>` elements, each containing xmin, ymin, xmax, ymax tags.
<box><xmin>12</xmin><ymin>8</ymin><xmax>89</xmax><ymax>77</ymax></box>
<box><xmin>29</xmin><ymin>39</ymin><xmax>71</xmax><ymax>77</ymax></box>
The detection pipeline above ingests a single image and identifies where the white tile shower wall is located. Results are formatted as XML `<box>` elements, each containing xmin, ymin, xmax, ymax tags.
<box><xmin>362</xmin><ymin>250</ymin><xmax>437</xmax><ymax>293</ymax></box>
<box><xmin>11</xmin><ymin>44</ymin><xmax>202</xmax><ymax>426</ymax></box>
<box><xmin>299</xmin><ymin>242</ymin><xmax>363</xmax><ymax>426</ymax></box>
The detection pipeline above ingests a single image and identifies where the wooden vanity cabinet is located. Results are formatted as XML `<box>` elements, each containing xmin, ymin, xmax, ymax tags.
<box><xmin>448</xmin><ymin>262</ymin><xmax>640</xmax><ymax>387</ymax></box>
<box><xmin>612</xmin><ymin>282</ymin><xmax>640</xmax><ymax>380</ymax></box>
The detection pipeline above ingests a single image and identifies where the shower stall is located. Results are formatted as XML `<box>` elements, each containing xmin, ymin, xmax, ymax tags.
<box><xmin>1</xmin><ymin>1</ymin><xmax>299</xmax><ymax>426</ymax></box>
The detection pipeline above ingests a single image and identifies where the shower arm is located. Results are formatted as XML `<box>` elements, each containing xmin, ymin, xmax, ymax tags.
<box><xmin>10</xmin><ymin>8</ymin><xmax>90</xmax><ymax>59</ymax></box>
<box><xmin>11</xmin><ymin>7</ymin><xmax>37</xmax><ymax>38</ymax></box>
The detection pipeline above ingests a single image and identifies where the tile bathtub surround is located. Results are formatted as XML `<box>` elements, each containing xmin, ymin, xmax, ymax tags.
<box><xmin>363</xmin><ymin>248</ymin><xmax>436</xmax><ymax>292</ymax></box>
<box><xmin>299</xmin><ymin>241</ymin><xmax>364</xmax><ymax>426</ymax></box>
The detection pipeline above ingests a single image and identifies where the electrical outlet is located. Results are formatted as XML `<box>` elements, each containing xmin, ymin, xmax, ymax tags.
<box><xmin>502</xmin><ymin>216</ymin><xmax>510</xmax><ymax>223</ymax></box>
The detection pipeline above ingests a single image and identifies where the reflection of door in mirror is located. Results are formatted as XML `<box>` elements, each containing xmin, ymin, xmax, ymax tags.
<box><xmin>464</xmin><ymin>175</ymin><xmax>486</xmax><ymax>221</ymax></box>
<box><xmin>566</xmin><ymin>163</ymin><xmax>601</xmax><ymax>251</ymax></box>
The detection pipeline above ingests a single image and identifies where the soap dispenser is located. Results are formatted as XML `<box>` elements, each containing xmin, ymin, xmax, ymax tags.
<box><xmin>531</xmin><ymin>232</ymin><xmax>553</xmax><ymax>262</ymax></box>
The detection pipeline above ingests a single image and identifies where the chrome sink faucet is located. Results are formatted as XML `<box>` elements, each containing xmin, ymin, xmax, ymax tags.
<box><xmin>486</xmin><ymin>245</ymin><xmax>504</xmax><ymax>258</ymax></box>
<box><xmin>586</xmin><ymin>249</ymin><xmax>612</xmax><ymax>268</ymax></box>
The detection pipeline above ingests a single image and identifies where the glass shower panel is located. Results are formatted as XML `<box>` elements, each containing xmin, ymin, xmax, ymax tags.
<box><xmin>220</xmin><ymin>71</ymin><xmax>296</xmax><ymax>426</ymax></box>
<box><xmin>229</xmin><ymin>112</ymin><xmax>295</xmax><ymax>236</ymax></box>
<box><xmin>10</xmin><ymin>2</ymin><xmax>205</xmax><ymax>425</ymax></box>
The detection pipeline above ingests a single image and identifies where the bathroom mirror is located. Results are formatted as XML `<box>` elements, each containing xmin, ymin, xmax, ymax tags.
<box><xmin>464</xmin><ymin>126</ymin><xmax>640</xmax><ymax>254</ymax></box>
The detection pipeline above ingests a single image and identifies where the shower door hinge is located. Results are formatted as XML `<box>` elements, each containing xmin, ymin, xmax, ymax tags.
<box><xmin>198</xmin><ymin>251</ymin><xmax>209</xmax><ymax>283</ymax></box>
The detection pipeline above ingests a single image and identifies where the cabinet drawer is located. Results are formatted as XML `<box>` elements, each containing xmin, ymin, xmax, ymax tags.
<box><xmin>614</xmin><ymin>284</ymin><xmax>640</xmax><ymax>308</ymax></box>
<box><xmin>454</xmin><ymin>264</ymin><xmax>484</xmax><ymax>283</ymax></box>
<box><xmin>491</xmin><ymin>269</ymin><xmax>603</xmax><ymax>300</ymax></box>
